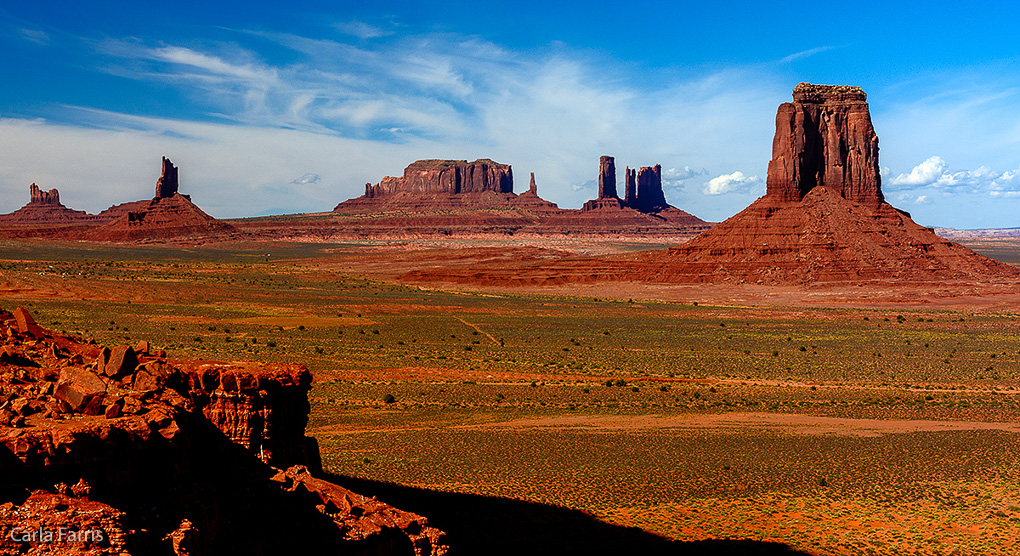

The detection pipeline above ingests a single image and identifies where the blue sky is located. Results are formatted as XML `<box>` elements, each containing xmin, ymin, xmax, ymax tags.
<box><xmin>3</xmin><ymin>1</ymin><xmax>1020</xmax><ymax>227</ymax></box>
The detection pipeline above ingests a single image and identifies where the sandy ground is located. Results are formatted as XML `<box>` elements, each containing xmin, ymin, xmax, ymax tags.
<box><xmin>455</xmin><ymin>412</ymin><xmax>1020</xmax><ymax>437</ymax></box>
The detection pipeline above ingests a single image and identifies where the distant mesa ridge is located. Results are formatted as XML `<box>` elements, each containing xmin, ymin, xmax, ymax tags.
<box><xmin>0</xmin><ymin>183</ymin><xmax>90</xmax><ymax>226</ymax></box>
<box><xmin>332</xmin><ymin>156</ymin><xmax>709</xmax><ymax>235</ymax></box>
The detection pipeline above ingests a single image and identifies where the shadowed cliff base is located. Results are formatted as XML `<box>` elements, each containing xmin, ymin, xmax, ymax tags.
<box><xmin>328</xmin><ymin>473</ymin><xmax>814</xmax><ymax>556</ymax></box>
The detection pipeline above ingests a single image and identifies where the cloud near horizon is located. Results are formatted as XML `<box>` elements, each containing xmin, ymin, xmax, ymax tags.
<box><xmin>702</xmin><ymin>171</ymin><xmax>763</xmax><ymax>196</ymax></box>
<box><xmin>889</xmin><ymin>155</ymin><xmax>1020</xmax><ymax>195</ymax></box>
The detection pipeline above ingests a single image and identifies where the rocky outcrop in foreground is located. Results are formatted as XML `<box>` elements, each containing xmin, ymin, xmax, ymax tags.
<box><xmin>0</xmin><ymin>308</ymin><xmax>446</xmax><ymax>555</ymax></box>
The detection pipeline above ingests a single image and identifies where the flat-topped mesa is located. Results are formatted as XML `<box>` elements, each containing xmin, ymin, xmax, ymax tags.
<box><xmin>29</xmin><ymin>183</ymin><xmax>61</xmax><ymax>206</ymax></box>
<box><xmin>366</xmin><ymin>158</ymin><xmax>513</xmax><ymax>197</ymax></box>
<box><xmin>155</xmin><ymin>156</ymin><xmax>180</xmax><ymax>199</ymax></box>
<box><xmin>766</xmin><ymin>83</ymin><xmax>884</xmax><ymax>207</ymax></box>
<box><xmin>635</xmin><ymin>165</ymin><xmax>668</xmax><ymax>211</ymax></box>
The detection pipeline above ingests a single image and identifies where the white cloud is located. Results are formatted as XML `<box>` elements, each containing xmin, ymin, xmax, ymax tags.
<box><xmin>889</xmin><ymin>156</ymin><xmax>947</xmax><ymax>187</ymax></box>
<box><xmin>664</xmin><ymin>166</ymin><xmax>707</xmax><ymax>181</ymax></box>
<box><xmin>290</xmin><ymin>173</ymin><xmax>320</xmax><ymax>185</ymax></box>
<box><xmin>889</xmin><ymin>156</ymin><xmax>1020</xmax><ymax>198</ymax></box>
<box><xmin>701</xmin><ymin>171</ymin><xmax>762</xmax><ymax>195</ymax></box>
<box><xmin>18</xmin><ymin>27</ymin><xmax>49</xmax><ymax>45</ymax></box>
<box><xmin>914</xmin><ymin>195</ymin><xmax>931</xmax><ymax>205</ymax></box>
<box><xmin>152</xmin><ymin>46</ymin><xmax>276</xmax><ymax>84</ymax></box>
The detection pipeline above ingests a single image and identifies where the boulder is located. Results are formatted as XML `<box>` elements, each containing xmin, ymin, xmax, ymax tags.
<box><xmin>12</xmin><ymin>307</ymin><xmax>44</xmax><ymax>338</ymax></box>
<box><xmin>104</xmin><ymin>345</ymin><xmax>138</xmax><ymax>378</ymax></box>
<box><xmin>53</xmin><ymin>368</ymin><xmax>108</xmax><ymax>413</ymax></box>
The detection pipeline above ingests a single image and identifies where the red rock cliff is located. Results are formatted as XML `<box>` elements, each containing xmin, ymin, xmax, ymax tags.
<box><xmin>635</xmin><ymin>165</ymin><xmax>667</xmax><ymax>211</ymax></box>
<box><xmin>766</xmin><ymin>83</ymin><xmax>884</xmax><ymax>207</ymax></box>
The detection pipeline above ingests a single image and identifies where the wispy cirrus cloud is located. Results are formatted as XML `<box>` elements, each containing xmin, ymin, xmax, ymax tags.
<box><xmin>333</xmin><ymin>20</ymin><xmax>394</xmax><ymax>40</ymax></box>
<box><xmin>780</xmin><ymin>45</ymin><xmax>836</xmax><ymax>63</ymax></box>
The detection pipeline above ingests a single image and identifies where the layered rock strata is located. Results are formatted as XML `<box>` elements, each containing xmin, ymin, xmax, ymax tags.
<box><xmin>0</xmin><ymin>308</ymin><xmax>446</xmax><ymax>555</ymax></box>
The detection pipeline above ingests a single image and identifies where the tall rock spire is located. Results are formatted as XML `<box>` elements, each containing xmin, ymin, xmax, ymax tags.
<box><xmin>155</xmin><ymin>156</ymin><xmax>180</xmax><ymax>199</ymax></box>
<box><xmin>597</xmin><ymin>156</ymin><xmax>618</xmax><ymax>199</ymax></box>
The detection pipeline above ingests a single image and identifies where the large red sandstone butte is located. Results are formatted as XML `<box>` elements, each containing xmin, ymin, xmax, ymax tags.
<box><xmin>652</xmin><ymin>83</ymin><xmax>1016</xmax><ymax>283</ymax></box>
<box><xmin>369</xmin><ymin>158</ymin><xmax>513</xmax><ymax>197</ymax></box>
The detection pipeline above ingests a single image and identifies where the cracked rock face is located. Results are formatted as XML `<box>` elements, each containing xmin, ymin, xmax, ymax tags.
<box><xmin>766</xmin><ymin>83</ymin><xmax>884</xmax><ymax>208</ymax></box>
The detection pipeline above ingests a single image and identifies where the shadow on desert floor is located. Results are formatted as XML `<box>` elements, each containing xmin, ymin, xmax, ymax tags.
<box><xmin>328</xmin><ymin>472</ymin><xmax>816</xmax><ymax>556</ymax></box>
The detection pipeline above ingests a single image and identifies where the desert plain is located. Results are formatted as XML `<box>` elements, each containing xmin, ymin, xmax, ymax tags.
<box><xmin>4</xmin><ymin>233</ymin><xmax>1020</xmax><ymax>555</ymax></box>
